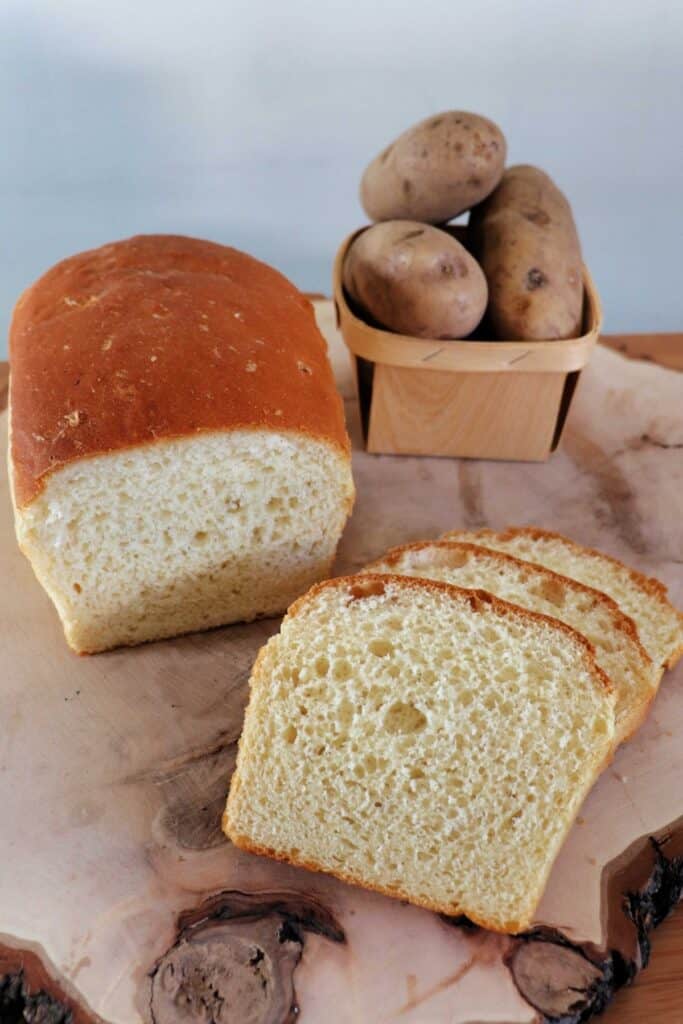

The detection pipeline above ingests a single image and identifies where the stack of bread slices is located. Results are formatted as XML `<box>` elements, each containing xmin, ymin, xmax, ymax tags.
<box><xmin>224</xmin><ymin>526</ymin><xmax>683</xmax><ymax>934</ymax></box>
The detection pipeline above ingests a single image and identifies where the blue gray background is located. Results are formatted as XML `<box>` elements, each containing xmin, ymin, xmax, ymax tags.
<box><xmin>2</xmin><ymin>0</ymin><xmax>682</xmax><ymax>356</ymax></box>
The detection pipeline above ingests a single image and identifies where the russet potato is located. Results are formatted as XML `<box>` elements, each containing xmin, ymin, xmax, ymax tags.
<box><xmin>470</xmin><ymin>165</ymin><xmax>583</xmax><ymax>340</ymax></box>
<box><xmin>343</xmin><ymin>221</ymin><xmax>488</xmax><ymax>339</ymax></box>
<box><xmin>361</xmin><ymin>111</ymin><xmax>506</xmax><ymax>224</ymax></box>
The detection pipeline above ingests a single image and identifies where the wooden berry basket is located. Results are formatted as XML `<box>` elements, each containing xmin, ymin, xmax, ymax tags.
<box><xmin>333</xmin><ymin>227</ymin><xmax>603</xmax><ymax>461</ymax></box>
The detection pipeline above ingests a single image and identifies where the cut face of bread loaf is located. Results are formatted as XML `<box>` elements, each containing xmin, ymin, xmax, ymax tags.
<box><xmin>12</xmin><ymin>431</ymin><xmax>352</xmax><ymax>653</ymax></box>
<box><xmin>225</xmin><ymin>575</ymin><xmax>615</xmax><ymax>933</ymax></box>
<box><xmin>364</xmin><ymin>541</ymin><xmax>654</xmax><ymax>743</ymax></box>
<box><xmin>9</xmin><ymin>235</ymin><xmax>354</xmax><ymax>652</ymax></box>
<box><xmin>443</xmin><ymin>527</ymin><xmax>683</xmax><ymax>671</ymax></box>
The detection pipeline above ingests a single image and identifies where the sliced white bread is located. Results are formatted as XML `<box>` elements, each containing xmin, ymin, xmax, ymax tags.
<box><xmin>442</xmin><ymin>527</ymin><xmax>683</xmax><ymax>671</ymax></box>
<box><xmin>363</xmin><ymin>541</ymin><xmax>654</xmax><ymax>744</ymax></box>
<box><xmin>224</xmin><ymin>574</ymin><xmax>615</xmax><ymax>934</ymax></box>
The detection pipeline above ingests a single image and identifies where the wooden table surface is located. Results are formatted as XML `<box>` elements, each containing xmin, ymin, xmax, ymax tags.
<box><xmin>1</xmin><ymin>332</ymin><xmax>682</xmax><ymax>1023</ymax></box>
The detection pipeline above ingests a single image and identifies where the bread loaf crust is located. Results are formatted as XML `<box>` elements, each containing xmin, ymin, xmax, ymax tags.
<box><xmin>9</xmin><ymin>234</ymin><xmax>351</xmax><ymax>508</ymax></box>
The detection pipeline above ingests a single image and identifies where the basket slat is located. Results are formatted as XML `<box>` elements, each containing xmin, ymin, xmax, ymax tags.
<box><xmin>367</xmin><ymin>365</ymin><xmax>567</xmax><ymax>460</ymax></box>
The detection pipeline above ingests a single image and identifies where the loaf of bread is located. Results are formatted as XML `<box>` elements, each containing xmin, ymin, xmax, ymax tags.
<box><xmin>443</xmin><ymin>527</ymin><xmax>683</xmax><ymax>671</ymax></box>
<box><xmin>224</xmin><ymin>574</ymin><xmax>615</xmax><ymax>933</ymax></box>
<box><xmin>363</xmin><ymin>540</ymin><xmax>655</xmax><ymax>743</ymax></box>
<box><xmin>8</xmin><ymin>235</ymin><xmax>355</xmax><ymax>653</ymax></box>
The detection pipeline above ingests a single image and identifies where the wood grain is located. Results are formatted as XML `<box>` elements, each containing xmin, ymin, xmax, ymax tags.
<box><xmin>605</xmin><ymin>911</ymin><xmax>683</xmax><ymax>1023</ymax></box>
<box><xmin>0</xmin><ymin>329</ymin><xmax>681</xmax><ymax>1024</ymax></box>
<box><xmin>601</xmin><ymin>332</ymin><xmax>683</xmax><ymax>371</ymax></box>
<box><xmin>367</xmin><ymin>363</ymin><xmax>565</xmax><ymax>460</ymax></box>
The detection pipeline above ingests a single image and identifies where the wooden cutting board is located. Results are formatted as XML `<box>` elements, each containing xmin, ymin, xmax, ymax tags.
<box><xmin>1</xmin><ymin>310</ymin><xmax>682</xmax><ymax>1024</ymax></box>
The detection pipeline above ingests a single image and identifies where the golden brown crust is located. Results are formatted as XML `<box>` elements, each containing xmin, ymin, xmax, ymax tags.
<box><xmin>618</xmin><ymin>687</ymin><xmax>660</xmax><ymax>745</ymax></box>
<box><xmin>10</xmin><ymin>234</ymin><xmax>351</xmax><ymax>507</ymax></box>
<box><xmin>285</xmin><ymin>573</ymin><xmax>614</xmax><ymax>697</ymax></box>
<box><xmin>667</xmin><ymin>643</ymin><xmax>683</xmax><ymax>670</ymax></box>
<box><xmin>445</xmin><ymin>526</ymin><xmax>683</xmax><ymax>668</ymax></box>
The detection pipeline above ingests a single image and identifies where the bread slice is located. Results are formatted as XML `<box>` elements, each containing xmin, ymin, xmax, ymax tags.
<box><xmin>363</xmin><ymin>541</ymin><xmax>654</xmax><ymax>744</ymax></box>
<box><xmin>443</xmin><ymin>527</ymin><xmax>683</xmax><ymax>671</ymax></box>
<box><xmin>224</xmin><ymin>574</ymin><xmax>615</xmax><ymax>934</ymax></box>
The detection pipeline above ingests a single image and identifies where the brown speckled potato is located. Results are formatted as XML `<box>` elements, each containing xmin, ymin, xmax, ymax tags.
<box><xmin>470</xmin><ymin>165</ymin><xmax>584</xmax><ymax>340</ymax></box>
<box><xmin>360</xmin><ymin>111</ymin><xmax>507</xmax><ymax>224</ymax></box>
<box><xmin>343</xmin><ymin>221</ymin><xmax>488</xmax><ymax>339</ymax></box>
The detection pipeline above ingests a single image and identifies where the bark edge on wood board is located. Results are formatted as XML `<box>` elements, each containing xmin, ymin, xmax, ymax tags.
<box><xmin>0</xmin><ymin>942</ymin><xmax>103</xmax><ymax>1024</ymax></box>
<box><xmin>2</xmin><ymin>833</ymin><xmax>680</xmax><ymax>1024</ymax></box>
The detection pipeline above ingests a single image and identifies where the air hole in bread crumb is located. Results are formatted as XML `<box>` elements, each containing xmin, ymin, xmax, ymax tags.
<box><xmin>314</xmin><ymin>656</ymin><xmax>329</xmax><ymax>677</ymax></box>
<box><xmin>384</xmin><ymin>701</ymin><xmax>427</xmax><ymax>735</ymax></box>
<box><xmin>333</xmin><ymin>659</ymin><xmax>352</xmax><ymax>681</ymax></box>
<box><xmin>194</xmin><ymin>531</ymin><xmax>208</xmax><ymax>542</ymax></box>
<box><xmin>535</xmin><ymin>578</ymin><xmax>566</xmax><ymax>607</ymax></box>
<box><xmin>497</xmin><ymin>667</ymin><xmax>517</xmax><ymax>683</ymax></box>
<box><xmin>369</xmin><ymin>638</ymin><xmax>393</xmax><ymax>657</ymax></box>
<box><xmin>349</xmin><ymin>579</ymin><xmax>386</xmax><ymax>601</ymax></box>
<box><xmin>72</xmin><ymin>582</ymin><xmax>82</xmax><ymax>593</ymax></box>
<box><xmin>283</xmin><ymin>724</ymin><xmax>297</xmax><ymax>743</ymax></box>
<box><xmin>338</xmin><ymin>698</ymin><xmax>354</xmax><ymax>728</ymax></box>
<box><xmin>442</xmin><ymin>549</ymin><xmax>469</xmax><ymax>568</ymax></box>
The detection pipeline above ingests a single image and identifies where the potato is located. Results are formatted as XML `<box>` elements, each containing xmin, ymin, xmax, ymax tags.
<box><xmin>343</xmin><ymin>221</ymin><xmax>488</xmax><ymax>339</ymax></box>
<box><xmin>360</xmin><ymin>111</ymin><xmax>506</xmax><ymax>224</ymax></box>
<box><xmin>470</xmin><ymin>165</ymin><xmax>583</xmax><ymax>340</ymax></box>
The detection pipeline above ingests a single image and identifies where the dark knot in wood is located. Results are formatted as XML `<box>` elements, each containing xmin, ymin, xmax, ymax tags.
<box><xmin>150</xmin><ymin>890</ymin><xmax>345</xmax><ymax>1024</ymax></box>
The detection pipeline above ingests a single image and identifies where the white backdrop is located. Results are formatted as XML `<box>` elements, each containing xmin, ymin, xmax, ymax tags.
<box><xmin>2</xmin><ymin>0</ymin><xmax>682</xmax><ymax>355</ymax></box>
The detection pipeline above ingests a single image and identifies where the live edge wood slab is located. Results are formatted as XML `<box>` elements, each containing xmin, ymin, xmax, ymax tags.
<box><xmin>0</xmin><ymin>316</ymin><xmax>682</xmax><ymax>1024</ymax></box>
